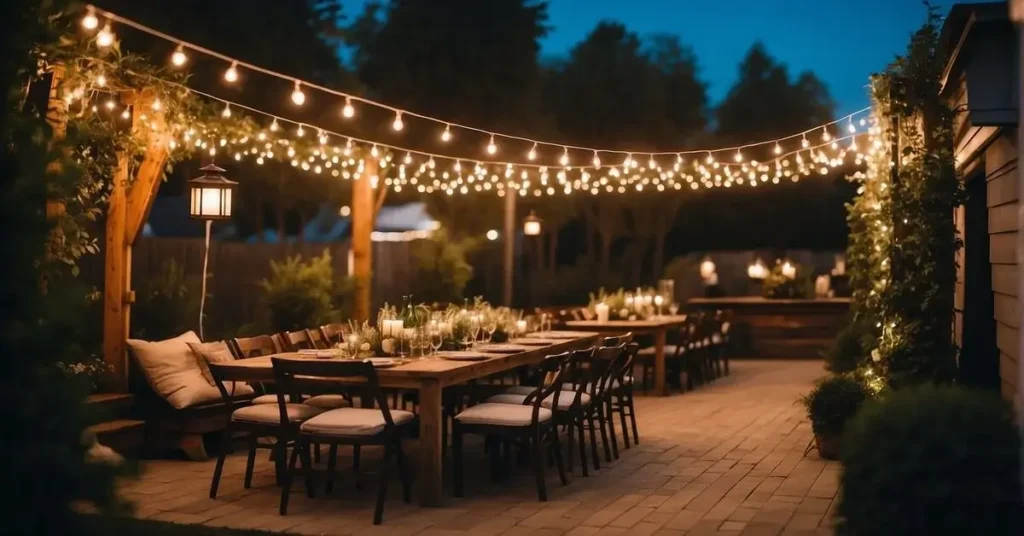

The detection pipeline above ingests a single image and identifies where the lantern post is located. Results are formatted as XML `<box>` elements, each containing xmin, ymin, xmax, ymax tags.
<box><xmin>186</xmin><ymin>164</ymin><xmax>237</xmax><ymax>339</ymax></box>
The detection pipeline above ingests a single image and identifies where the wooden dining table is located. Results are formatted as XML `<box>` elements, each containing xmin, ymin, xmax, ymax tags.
<box><xmin>563</xmin><ymin>315</ymin><xmax>687</xmax><ymax>396</ymax></box>
<box><xmin>215</xmin><ymin>333</ymin><xmax>599</xmax><ymax>507</ymax></box>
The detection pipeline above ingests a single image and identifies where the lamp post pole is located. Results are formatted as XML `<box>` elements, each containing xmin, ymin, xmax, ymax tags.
<box><xmin>502</xmin><ymin>191</ymin><xmax>515</xmax><ymax>306</ymax></box>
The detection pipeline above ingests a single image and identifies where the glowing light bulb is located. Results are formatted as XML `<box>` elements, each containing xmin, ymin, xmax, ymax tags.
<box><xmin>120</xmin><ymin>108</ymin><xmax>130</xmax><ymax>120</ymax></box>
<box><xmin>291</xmin><ymin>81</ymin><xmax>305</xmax><ymax>106</ymax></box>
<box><xmin>151</xmin><ymin>98</ymin><xmax>161</xmax><ymax>111</ymax></box>
<box><xmin>96</xmin><ymin>23</ymin><xmax>114</xmax><ymax>47</ymax></box>
<box><xmin>847</xmin><ymin>121</ymin><xmax>856</xmax><ymax>133</ymax></box>
<box><xmin>392</xmin><ymin>111</ymin><xmax>404</xmax><ymax>131</ymax></box>
<box><xmin>821</xmin><ymin>127</ymin><xmax>831</xmax><ymax>141</ymax></box>
<box><xmin>486</xmin><ymin>136</ymin><xmax>497</xmax><ymax>155</ymax></box>
<box><xmin>403</xmin><ymin>152</ymin><xmax>413</xmax><ymax>165</ymax></box>
<box><xmin>104</xmin><ymin>99</ymin><xmax>115</xmax><ymax>110</ymax></box>
<box><xmin>318</xmin><ymin>131</ymin><xmax>328</xmax><ymax>145</ymax></box>
<box><xmin>559</xmin><ymin>148</ymin><xmax>570</xmax><ymax>166</ymax></box>
<box><xmin>95</xmin><ymin>74</ymin><xmax>106</xmax><ymax>87</ymax></box>
<box><xmin>801</xmin><ymin>136</ymin><xmax>810</xmax><ymax>149</ymax></box>
<box><xmin>221</xmin><ymin>104</ymin><xmax>231</xmax><ymax>118</ymax></box>
<box><xmin>224</xmin><ymin>62</ymin><xmax>239</xmax><ymax>83</ymax></box>
<box><xmin>440</xmin><ymin>125</ymin><xmax>452</xmax><ymax>142</ymax></box>
<box><xmin>527</xmin><ymin>144</ymin><xmax>538</xmax><ymax>161</ymax></box>
<box><xmin>171</xmin><ymin>45</ymin><xmax>188</xmax><ymax>67</ymax></box>
<box><xmin>734</xmin><ymin>151</ymin><xmax>743</xmax><ymax>163</ymax></box>
<box><xmin>82</xmin><ymin>8</ymin><xmax>99</xmax><ymax>30</ymax></box>
<box><xmin>341</xmin><ymin>97</ymin><xmax>355</xmax><ymax>118</ymax></box>
<box><xmin>592</xmin><ymin>151</ymin><xmax>601</xmax><ymax>168</ymax></box>
<box><xmin>774</xmin><ymin>143</ymin><xmax>782</xmax><ymax>155</ymax></box>
<box><xmin>648</xmin><ymin>156</ymin><xmax>657</xmax><ymax>168</ymax></box>
<box><xmin>270</xmin><ymin>119</ymin><xmax>279</xmax><ymax>132</ymax></box>
<box><xmin>296</xmin><ymin>125</ymin><xmax>305</xmax><ymax>137</ymax></box>
<box><xmin>859</xmin><ymin>118</ymin><xmax>867</xmax><ymax>127</ymax></box>
<box><xmin>370</xmin><ymin>145</ymin><xmax>379</xmax><ymax>158</ymax></box>
<box><xmin>705</xmin><ymin>152</ymin><xmax>714</xmax><ymax>164</ymax></box>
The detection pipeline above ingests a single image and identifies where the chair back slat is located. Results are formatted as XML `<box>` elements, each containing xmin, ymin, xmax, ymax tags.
<box><xmin>231</xmin><ymin>334</ymin><xmax>279</xmax><ymax>358</ymax></box>
<box><xmin>271</xmin><ymin>358</ymin><xmax>398</xmax><ymax>431</ymax></box>
<box><xmin>306</xmin><ymin>328</ymin><xmax>329</xmax><ymax>350</ymax></box>
<box><xmin>207</xmin><ymin>361</ymin><xmax>258</xmax><ymax>404</ymax></box>
<box><xmin>281</xmin><ymin>330</ymin><xmax>315</xmax><ymax>351</ymax></box>
<box><xmin>319</xmin><ymin>323</ymin><xmax>350</xmax><ymax>346</ymax></box>
<box><xmin>602</xmin><ymin>331</ymin><xmax>634</xmax><ymax>346</ymax></box>
<box><xmin>522</xmin><ymin>351</ymin><xmax>570</xmax><ymax>424</ymax></box>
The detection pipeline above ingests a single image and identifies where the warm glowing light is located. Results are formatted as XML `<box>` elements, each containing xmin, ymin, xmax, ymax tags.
<box><xmin>592</xmin><ymin>151</ymin><xmax>601</xmax><ymax>168</ymax></box>
<box><xmin>733</xmin><ymin>151</ymin><xmax>743</xmax><ymax>163</ymax></box>
<box><xmin>801</xmin><ymin>136</ymin><xmax>810</xmax><ymax>149</ymax></box>
<box><xmin>221</xmin><ymin>104</ymin><xmax>231</xmax><ymax>118</ymax></box>
<box><xmin>523</xmin><ymin>211</ymin><xmax>542</xmax><ymax>236</ymax></box>
<box><xmin>171</xmin><ymin>45</ymin><xmax>188</xmax><ymax>67</ymax></box>
<box><xmin>773</xmin><ymin>143</ymin><xmax>782</xmax><ymax>155</ymax></box>
<box><xmin>270</xmin><ymin>119</ymin><xmax>279</xmax><ymax>132</ymax></box>
<box><xmin>341</xmin><ymin>97</ymin><xmax>355</xmax><ymax>118</ymax></box>
<box><xmin>559</xmin><ymin>148</ymin><xmax>570</xmax><ymax>167</ymax></box>
<box><xmin>339</xmin><ymin>205</ymin><xmax>351</xmax><ymax>217</ymax></box>
<box><xmin>527</xmin><ymin>143</ymin><xmax>537</xmax><ymax>161</ymax></box>
<box><xmin>95</xmin><ymin>74</ymin><xmax>106</xmax><ymax>87</ymax></box>
<box><xmin>821</xmin><ymin>127</ymin><xmax>831</xmax><ymax>141</ymax></box>
<box><xmin>847</xmin><ymin>121</ymin><xmax>856</xmax><ymax>133</ymax></box>
<box><xmin>291</xmin><ymin>81</ymin><xmax>305</xmax><ymax>106</ymax></box>
<box><xmin>440</xmin><ymin>125</ymin><xmax>452</xmax><ymax>142</ymax></box>
<box><xmin>296</xmin><ymin>125</ymin><xmax>305</xmax><ymax>137</ymax></box>
<box><xmin>403</xmin><ymin>152</ymin><xmax>413</xmax><ymax>165</ymax></box>
<box><xmin>151</xmin><ymin>98</ymin><xmax>161</xmax><ymax>111</ymax></box>
<box><xmin>486</xmin><ymin>229</ymin><xmax>499</xmax><ymax>241</ymax></box>
<box><xmin>486</xmin><ymin>136</ymin><xmax>497</xmax><ymax>155</ymax></box>
<box><xmin>224</xmin><ymin>62</ymin><xmax>239</xmax><ymax>83</ymax></box>
<box><xmin>392</xmin><ymin>111</ymin><xmax>404</xmax><ymax>131</ymax></box>
<box><xmin>104</xmin><ymin>99</ymin><xmax>115</xmax><ymax>110</ymax></box>
<box><xmin>96</xmin><ymin>23</ymin><xmax>114</xmax><ymax>47</ymax></box>
<box><xmin>120</xmin><ymin>108</ymin><xmax>130</xmax><ymax>120</ymax></box>
<box><xmin>370</xmin><ymin>145</ymin><xmax>379</xmax><ymax>158</ymax></box>
<box><xmin>82</xmin><ymin>9</ymin><xmax>99</xmax><ymax>30</ymax></box>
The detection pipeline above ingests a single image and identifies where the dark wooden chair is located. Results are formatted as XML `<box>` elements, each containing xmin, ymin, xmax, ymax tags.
<box><xmin>608</xmin><ymin>343</ymin><xmax>641</xmax><ymax>450</ymax></box>
<box><xmin>230</xmin><ymin>334</ymin><xmax>281</xmax><ymax>358</ymax></box>
<box><xmin>281</xmin><ymin>330</ymin><xmax>316</xmax><ymax>352</ymax></box>
<box><xmin>452</xmin><ymin>352</ymin><xmax>570</xmax><ymax>501</ymax></box>
<box><xmin>319</xmin><ymin>323</ymin><xmax>350</xmax><ymax>346</ymax></box>
<box><xmin>272</xmin><ymin>358</ymin><xmax>415</xmax><ymax>524</ymax></box>
<box><xmin>305</xmin><ymin>328</ymin><xmax>329</xmax><ymax>350</ymax></box>
<box><xmin>206</xmin><ymin>362</ymin><xmax>324</xmax><ymax>498</ymax></box>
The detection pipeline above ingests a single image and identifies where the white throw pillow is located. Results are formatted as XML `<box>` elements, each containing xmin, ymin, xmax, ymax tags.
<box><xmin>128</xmin><ymin>331</ymin><xmax>252</xmax><ymax>409</ymax></box>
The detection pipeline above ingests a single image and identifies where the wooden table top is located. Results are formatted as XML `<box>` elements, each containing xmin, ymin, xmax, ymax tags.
<box><xmin>564</xmin><ymin>315</ymin><xmax>688</xmax><ymax>330</ymax></box>
<box><xmin>219</xmin><ymin>334</ymin><xmax>599</xmax><ymax>389</ymax></box>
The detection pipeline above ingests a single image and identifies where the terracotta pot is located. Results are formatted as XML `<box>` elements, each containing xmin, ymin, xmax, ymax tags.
<box><xmin>815</xmin><ymin>433</ymin><xmax>841</xmax><ymax>460</ymax></box>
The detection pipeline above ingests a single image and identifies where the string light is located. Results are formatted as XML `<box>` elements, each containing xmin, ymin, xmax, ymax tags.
<box><xmin>151</xmin><ymin>98</ymin><xmax>161</xmax><ymax>111</ymax></box>
<box><xmin>527</xmin><ymin>143</ymin><xmax>538</xmax><ymax>161</ymax></box>
<box><xmin>774</xmin><ymin>143</ymin><xmax>782</xmax><ymax>155</ymax></box>
<box><xmin>801</xmin><ymin>135</ymin><xmax>810</xmax><ymax>149</ymax></box>
<box><xmin>223</xmin><ymin>61</ymin><xmax>238</xmax><ymax>83</ymax></box>
<box><xmin>270</xmin><ymin>119</ymin><xmax>279</xmax><ymax>132</ymax></box>
<box><xmin>392</xmin><ymin>111</ymin><xmax>404</xmax><ymax>132</ymax></box>
<box><xmin>221</xmin><ymin>104</ymin><xmax>231</xmax><ymax>118</ymax></box>
<box><xmin>296</xmin><ymin>125</ymin><xmax>305</xmax><ymax>137</ymax></box>
<box><xmin>559</xmin><ymin>148</ymin><xmax>570</xmax><ymax>167</ymax></box>
<box><xmin>291</xmin><ymin>81</ymin><xmax>305</xmax><ymax>106</ymax></box>
<box><xmin>96</xmin><ymin>23</ymin><xmax>114</xmax><ymax>47</ymax></box>
<box><xmin>341</xmin><ymin>97</ymin><xmax>355</xmax><ymax>118</ymax></box>
<box><xmin>848</xmin><ymin>120</ymin><xmax>857</xmax><ymax>133</ymax></box>
<box><xmin>120</xmin><ymin>108</ymin><xmax>130</xmax><ymax>120</ymax></box>
<box><xmin>440</xmin><ymin>125</ymin><xmax>452</xmax><ymax>142</ymax></box>
<box><xmin>648</xmin><ymin>156</ymin><xmax>657</xmax><ymax>168</ymax></box>
<box><xmin>592</xmin><ymin>151</ymin><xmax>601</xmax><ymax>169</ymax></box>
<box><xmin>370</xmin><ymin>144</ymin><xmax>380</xmax><ymax>158</ymax></box>
<box><xmin>82</xmin><ymin>8</ymin><xmax>99</xmax><ymax>30</ymax></box>
<box><xmin>104</xmin><ymin>98</ymin><xmax>115</xmax><ymax>110</ymax></box>
<box><xmin>171</xmin><ymin>44</ymin><xmax>188</xmax><ymax>67</ymax></box>
<box><xmin>486</xmin><ymin>136</ymin><xmax>498</xmax><ymax>155</ymax></box>
<box><xmin>821</xmin><ymin>127</ymin><xmax>832</xmax><ymax>142</ymax></box>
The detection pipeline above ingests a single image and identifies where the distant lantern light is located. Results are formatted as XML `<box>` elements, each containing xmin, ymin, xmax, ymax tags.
<box><xmin>699</xmin><ymin>257</ymin><xmax>716</xmax><ymax>280</ymax></box>
<box><xmin>188</xmin><ymin>164</ymin><xmax>238</xmax><ymax>220</ymax></box>
<box><xmin>523</xmin><ymin>211</ymin><xmax>542</xmax><ymax>236</ymax></box>
<box><xmin>171</xmin><ymin>44</ymin><xmax>188</xmax><ymax>67</ymax></box>
<box><xmin>486</xmin><ymin>229</ymin><xmax>499</xmax><ymax>241</ymax></box>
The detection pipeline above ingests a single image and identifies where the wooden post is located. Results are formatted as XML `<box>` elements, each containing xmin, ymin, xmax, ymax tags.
<box><xmin>502</xmin><ymin>190</ymin><xmax>515</xmax><ymax>305</ymax></box>
<box><xmin>102</xmin><ymin>90</ymin><xmax>169</xmax><ymax>390</ymax></box>
<box><xmin>352</xmin><ymin>158</ymin><xmax>378</xmax><ymax>322</ymax></box>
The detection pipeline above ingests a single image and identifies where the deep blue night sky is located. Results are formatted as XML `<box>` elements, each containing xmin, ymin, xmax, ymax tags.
<box><xmin>344</xmin><ymin>0</ymin><xmax>986</xmax><ymax>115</ymax></box>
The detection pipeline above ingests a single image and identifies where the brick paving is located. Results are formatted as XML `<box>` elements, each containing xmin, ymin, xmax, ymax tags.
<box><xmin>122</xmin><ymin>360</ymin><xmax>837</xmax><ymax>535</ymax></box>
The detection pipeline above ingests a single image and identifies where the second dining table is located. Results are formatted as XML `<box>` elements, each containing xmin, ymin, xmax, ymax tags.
<box><xmin>562</xmin><ymin>314</ymin><xmax>687</xmax><ymax>396</ymax></box>
<box><xmin>216</xmin><ymin>333</ymin><xmax>599</xmax><ymax>507</ymax></box>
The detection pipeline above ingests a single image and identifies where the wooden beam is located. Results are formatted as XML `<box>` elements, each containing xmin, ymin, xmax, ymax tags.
<box><xmin>103</xmin><ymin>155</ymin><xmax>130</xmax><ymax>391</ymax></box>
<box><xmin>125</xmin><ymin>132</ymin><xmax>169</xmax><ymax>243</ymax></box>
<box><xmin>352</xmin><ymin>158</ymin><xmax>378</xmax><ymax>322</ymax></box>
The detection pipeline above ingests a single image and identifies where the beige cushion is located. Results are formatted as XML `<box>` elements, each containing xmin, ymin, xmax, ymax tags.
<box><xmin>251</xmin><ymin>394</ymin><xmax>279</xmax><ymax>405</ymax></box>
<box><xmin>232</xmin><ymin>403</ymin><xmax>322</xmax><ymax>424</ymax></box>
<box><xmin>488</xmin><ymin>392</ymin><xmax>589</xmax><ymax>410</ymax></box>
<box><xmin>303</xmin><ymin>394</ymin><xmax>351</xmax><ymax>409</ymax></box>
<box><xmin>300</xmin><ymin>408</ymin><xmax>415</xmax><ymax>436</ymax></box>
<box><xmin>187</xmin><ymin>340</ymin><xmax>235</xmax><ymax>386</ymax></box>
<box><xmin>455</xmin><ymin>403</ymin><xmax>551</xmax><ymax>426</ymax></box>
<box><xmin>128</xmin><ymin>331</ymin><xmax>252</xmax><ymax>410</ymax></box>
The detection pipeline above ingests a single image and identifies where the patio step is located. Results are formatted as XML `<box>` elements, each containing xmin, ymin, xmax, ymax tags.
<box><xmin>85</xmin><ymin>393</ymin><xmax>135</xmax><ymax>419</ymax></box>
<box><xmin>86</xmin><ymin>419</ymin><xmax>145</xmax><ymax>456</ymax></box>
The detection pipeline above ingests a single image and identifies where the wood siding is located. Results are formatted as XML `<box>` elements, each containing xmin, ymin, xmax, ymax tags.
<box><xmin>984</xmin><ymin>134</ymin><xmax>1019</xmax><ymax>408</ymax></box>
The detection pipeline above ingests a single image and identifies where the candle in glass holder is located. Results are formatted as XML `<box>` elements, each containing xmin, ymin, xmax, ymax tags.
<box><xmin>516</xmin><ymin>319</ymin><xmax>528</xmax><ymax>334</ymax></box>
<box><xmin>781</xmin><ymin>261</ymin><xmax>796</xmax><ymax>279</ymax></box>
<box><xmin>595</xmin><ymin>302</ymin><xmax>610</xmax><ymax>322</ymax></box>
<box><xmin>382</xmin><ymin>319</ymin><xmax>404</xmax><ymax>337</ymax></box>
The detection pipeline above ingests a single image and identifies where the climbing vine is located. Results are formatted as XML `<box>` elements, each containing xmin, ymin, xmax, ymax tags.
<box><xmin>845</xmin><ymin>9</ymin><xmax>964</xmax><ymax>389</ymax></box>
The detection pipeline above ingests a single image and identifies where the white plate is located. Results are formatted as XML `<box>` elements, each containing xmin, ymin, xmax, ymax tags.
<box><xmin>477</xmin><ymin>344</ymin><xmax>528</xmax><ymax>353</ymax></box>
<box><xmin>435</xmin><ymin>352</ymin><xmax>490</xmax><ymax>361</ymax></box>
<box><xmin>532</xmin><ymin>331</ymin><xmax>594</xmax><ymax>339</ymax></box>
<box><xmin>511</xmin><ymin>338</ymin><xmax>558</xmax><ymax>346</ymax></box>
<box><xmin>367</xmin><ymin>358</ymin><xmax>396</xmax><ymax>367</ymax></box>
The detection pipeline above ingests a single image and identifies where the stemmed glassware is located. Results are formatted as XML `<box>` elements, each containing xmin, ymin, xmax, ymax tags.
<box><xmin>483</xmin><ymin>315</ymin><xmax>498</xmax><ymax>343</ymax></box>
<box><xmin>429</xmin><ymin>323</ymin><xmax>444</xmax><ymax>355</ymax></box>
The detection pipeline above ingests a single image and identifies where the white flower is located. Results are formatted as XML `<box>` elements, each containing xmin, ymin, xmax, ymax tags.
<box><xmin>381</xmin><ymin>338</ymin><xmax>395</xmax><ymax>355</ymax></box>
<box><xmin>871</xmin><ymin>349</ymin><xmax>881</xmax><ymax>363</ymax></box>
<box><xmin>360</xmin><ymin>342</ymin><xmax>371</xmax><ymax>352</ymax></box>
<box><xmin>618</xmin><ymin>308</ymin><xmax>629</xmax><ymax>319</ymax></box>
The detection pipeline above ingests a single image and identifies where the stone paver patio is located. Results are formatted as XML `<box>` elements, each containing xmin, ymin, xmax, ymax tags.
<box><xmin>122</xmin><ymin>360</ymin><xmax>836</xmax><ymax>535</ymax></box>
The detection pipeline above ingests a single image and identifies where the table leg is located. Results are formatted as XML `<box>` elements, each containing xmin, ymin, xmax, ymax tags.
<box><xmin>653</xmin><ymin>329</ymin><xmax>667</xmax><ymax>396</ymax></box>
<box><xmin>417</xmin><ymin>379</ymin><xmax>443</xmax><ymax>506</ymax></box>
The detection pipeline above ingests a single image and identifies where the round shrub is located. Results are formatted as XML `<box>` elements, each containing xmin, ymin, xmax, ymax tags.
<box><xmin>802</xmin><ymin>375</ymin><xmax>871</xmax><ymax>438</ymax></box>
<box><xmin>826</xmin><ymin>320</ymin><xmax>867</xmax><ymax>373</ymax></box>
<box><xmin>837</xmin><ymin>384</ymin><xmax>1022</xmax><ymax>536</ymax></box>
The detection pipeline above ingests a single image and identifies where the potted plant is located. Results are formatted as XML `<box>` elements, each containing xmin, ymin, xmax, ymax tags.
<box><xmin>800</xmin><ymin>375</ymin><xmax>870</xmax><ymax>459</ymax></box>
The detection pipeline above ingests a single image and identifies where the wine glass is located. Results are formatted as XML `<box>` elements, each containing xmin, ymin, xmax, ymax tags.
<box><xmin>540</xmin><ymin>313</ymin><xmax>552</xmax><ymax>334</ymax></box>
<box><xmin>430</xmin><ymin>325</ymin><xmax>444</xmax><ymax>355</ymax></box>
<box><xmin>669</xmin><ymin>302</ymin><xmax>680</xmax><ymax>316</ymax></box>
<box><xmin>484</xmin><ymin>316</ymin><xmax>498</xmax><ymax>343</ymax></box>
<box><xmin>469</xmin><ymin>316</ymin><xmax>481</xmax><ymax>348</ymax></box>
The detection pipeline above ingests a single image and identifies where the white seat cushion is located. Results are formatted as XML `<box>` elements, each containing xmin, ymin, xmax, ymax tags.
<box><xmin>300</xmin><ymin>408</ymin><xmax>415</xmax><ymax>436</ymax></box>
<box><xmin>251</xmin><ymin>394</ymin><xmax>278</xmax><ymax>405</ymax></box>
<box><xmin>303</xmin><ymin>394</ymin><xmax>351</xmax><ymax>409</ymax></box>
<box><xmin>232</xmin><ymin>403</ymin><xmax>322</xmax><ymax>424</ymax></box>
<box><xmin>455</xmin><ymin>403</ymin><xmax>552</xmax><ymax>426</ymax></box>
<box><xmin>488</xmin><ymin>392</ymin><xmax>590</xmax><ymax>410</ymax></box>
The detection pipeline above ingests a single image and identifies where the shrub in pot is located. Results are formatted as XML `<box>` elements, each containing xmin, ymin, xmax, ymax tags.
<box><xmin>837</xmin><ymin>384</ymin><xmax>1021</xmax><ymax>536</ymax></box>
<box><xmin>800</xmin><ymin>375</ymin><xmax>870</xmax><ymax>459</ymax></box>
<box><xmin>825</xmin><ymin>319</ymin><xmax>869</xmax><ymax>373</ymax></box>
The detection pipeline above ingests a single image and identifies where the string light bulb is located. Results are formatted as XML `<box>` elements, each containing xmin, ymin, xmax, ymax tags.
<box><xmin>291</xmin><ymin>81</ymin><xmax>305</xmax><ymax>106</ymax></box>
<box><xmin>296</xmin><ymin>125</ymin><xmax>305</xmax><ymax>137</ymax></box>
<box><xmin>527</xmin><ymin>143</ymin><xmax>538</xmax><ymax>161</ymax></box>
<box><xmin>801</xmin><ymin>135</ymin><xmax>810</xmax><ymax>149</ymax></box>
<box><xmin>104</xmin><ymin>98</ymin><xmax>115</xmax><ymax>110</ymax></box>
<box><xmin>120</xmin><ymin>108</ymin><xmax>130</xmax><ymax>120</ymax></box>
<box><xmin>403</xmin><ymin>152</ymin><xmax>413</xmax><ymax>165</ymax></box>
<box><xmin>848</xmin><ymin>120</ymin><xmax>856</xmax><ymax>133</ymax></box>
<box><xmin>370</xmin><ymin>144</ymin><xmax>380</xmax><ymax>158</ymax></box>
<box><xmin>270</xmin><ymin>119</ymin><xmax>279</xmax><ymax>132</ymax></box>
<box><xmin>440</xmin><ymin>125</ymin><xmax>452</xmax><ymax>142</ymax></box>
<box><xmin>224</xmin><ymin>61</ymin><xmax>239</xmax><ymax>83</ymax></box>
<box><xmin>391</xmin><ymin>111</ymin><xmax>404</xmax><ymax>131</ymax></box>
<box><xmin>734</xmin><ymin>150</ymin><xmax>743</xmax><ymax>163</ymax></box>
<box><xmin>486</xmin><ymin>135</ymin><xmax>498</xmax><ymax>155</ymax></box>
<box><xmin>821</xmin><ymin>127</ymin><xmax>831</xmax><ymax>142</ymax></box>
<box><xmin>318</xmin><ymin>130</ymin><xmax>328</xmax><ymax>145</ymax></box>
<box><xmin>648</xmin><ymin>156</ymin><xmax>657</xmax><ymax>168</ymax></box>
<box><xmin>171</xmin><ymin>44</ymin><xmax>188</xmax><ymax>67</ymax></box>
<box><xmin>559</xmin><ymin>148</ymin><xmax>570</xmax><ymax>167</ymax></box>
<box><xmin>705</xmin><ymin>152</ymin><xmax>714</xmax><ymax>164</ymax></box>
<box><xmin>341</xmin><ymin>97</ymin><xmax>355</xmax><ymax>118</ymax></box>
<box><xmin>592</xmin><ymin>151</ymin><xmax>601</xmax><ymax>169</ymax></box>
<box><xmin>95</xmin><ymin>74</ymin><xmax>106</xmax><ymax>87</ymax></box>
<box><xmin>773</xmin><ymin>143</ymin><xmax>782</xmax><ymax>155</ymax></box>
<box><xmin>96</xmin><ymin>23</ymin><xmax>114</xmax><ymax>47</ymax></box>
<box><xmin>151</xmin><ymin>98</ymin><xmax>161</xmax><ymax>111</ymax></box>
<box><xmin>82</xmin><ymin>8</ymin><xmax>99</xmax><ymax>30</ymax></box>
<box><xmin>221</xmin><ymin>104</ymin><xmax>231</xmax><ymax>118</ymax></box>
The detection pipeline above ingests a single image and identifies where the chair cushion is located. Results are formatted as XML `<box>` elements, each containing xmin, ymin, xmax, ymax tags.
<box><xmin>232</xmin><ymin>403</ymin><xmax>323</xmax><ymax>424</ymax></box>
<box><xmin>187</xmin><ymin>340</ymin><xmax>236</xmax><ymax>386</ymax></box>
<box><xmin>637</xmin><ymin>345</ymin><xmax>682</xmax><ymax>357</ymax></box>
<box><xmin>455</xmin><ymin>403</ymin><xmax>552</xmax><ymax>426</ymax></box>
<box><xmin>303</xmin><ymin>394</ymin><xmax>351</xmax><ymax>409</ymax></box>
<box><xmin>504</xmin><ymin>385</ymin><xmax>539</xmax><ymax>395</ymax></box>
<box><xmin>251</xmin><ymin>394</ymin><xmax>279</xmax><ymax>405</ymax></box>
<box><xmin>488</xmin><ymin>392</ymin><xmax>590</xmax><ymax>410</ymax></box>
<box><xmin>300</xmin><ymin>408</ymin><xmax>415</xmax><ymax>436</ymax></box>
<box><xmin>128</xmin><ymin>331</ymin><xmax>253</xmax><ymax>410</ymax></box>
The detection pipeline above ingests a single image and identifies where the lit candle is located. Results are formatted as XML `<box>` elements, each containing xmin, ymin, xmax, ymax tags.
<box><xmin>516</xmin><ymin>319</ymin><xmax>528</xmax><ymax>334</ymax></box>
<box><xmin>654</xmin><ymin>295</ymin><xmax>664</xmax><ymax>307</ymax></box>
<box><xmin>781</xmin><ymin>261</ymin><xmax>796</xmax><ymax>279</ymax></box>
<box><xmin>595</xmin><ymin>303</ymin><xmax>610</xmax><ymax>322</ymax></box>
<box><xmin>643</xmin><ymin>295</ymin><xmax>653</xmax><ymax>306</ymax></box>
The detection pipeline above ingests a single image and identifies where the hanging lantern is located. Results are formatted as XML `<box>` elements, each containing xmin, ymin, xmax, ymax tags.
<box><xmin>188</xmin><ymin>164</ymin><xmax>237</xmax><ymax>220</ymax></box>
<box><xmin>523</xmin><ymin>210</ymin><xmax>542</xmax><ymax>236</ymax></box>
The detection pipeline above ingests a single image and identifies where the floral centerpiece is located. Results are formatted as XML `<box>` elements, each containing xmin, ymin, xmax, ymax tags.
<box><xmin>762</xmin><ymin>261</ymin><xmax>813</xmax><ymax>299</ymax></box>
<box><xmin>589</xmin><ymin>287</ymin><xmax>657</xmax><ymax>320</ymax></box>
<box><xmin>345</xmin><ymin>320</ymin><xmax>380</xmax><ymax>358</ymax></box>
